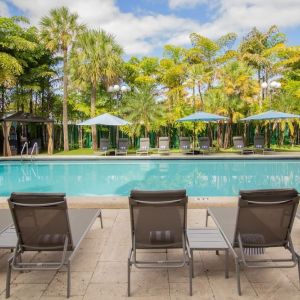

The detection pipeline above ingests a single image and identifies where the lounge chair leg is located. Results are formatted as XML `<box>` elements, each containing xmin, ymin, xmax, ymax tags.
<box><xmin>205</xmin><ymin>210</ymin><xmax>209</xmax><ymax>227</ymax></box>
<box><xmin>67</xmin><ymin>262</ymin><xmax>71</xmax><ymax>298</ymax></box>
<box><xmin>297</xmin><ymin>253</ymin><xmax>300</xmax><ymax>284</ymax></box>
<box><xmin>6</xmin><ymin>260</ymin><xmax>12</xmax><ymax>298</ymax></box>
<box><xmin>189</xmin><ymin>257</ymin><xmax>193</xmax><ymax>296</ymax></box>
<box><xmin>99</xmin><ymin>210</ymin><xmax>103</xmax><ymax>229</ymax></box>
<box><xmin>235</xmin><ymin>259</ymin><xmax>241</xmax><ymax>296</ymax></box>
<box><xmin>191</xmin><ymin>250</ymin><xmax>194</xmax><ymax>278</ymax></box>
<box><xmin>225</xmin><ymin>250</ymin><xmax>229</xmax><ymax>278</ymax></box>
<box><xmin>127</xmin><ymin>258</ymin><xmax>131</xmax><ymax>297</ymax></box>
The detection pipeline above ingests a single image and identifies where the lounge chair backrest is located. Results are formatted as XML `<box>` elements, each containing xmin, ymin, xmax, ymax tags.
<box><xmin>159</xmin><ymin>137</ymin><xmax>169</xmax><ymax>149</ymax></box>
<box><xmin>139</xmin><ymin>138</ymin><xmax>150</xmax><ymax>150</ymax></box>
<box><xmin>179</xmin><ymin>137</ymin><xmax>190</xmax><ymax>149</ymax></box>
<box><xmin>8</xmin><ymin>193</ymin><xmax>73</xmax><ymax>251</ymax></box>
<box><xmin>129</xmin><ymin>190</ymin><xmax>188</xmax><ymax>249</ymax></box>
<box><xmin>254</xmin><ymin>135</ymin><xmax>265</xmax><ymax>148</ymax></box>
<box><xmin>118</xmin><ymin>138</ymin><xmax>129</xmax><ymax>150</ymax></box>
<box><xmin>198</xmin><ymin>137</ymin><xmax>210</xmax><ymax>149</ymax></box>
<box><xmin>99</xmin><ymin>138</ymin><xmax>109</xmax><ymax>151</ymax></box>
<box><xmin>234</xmin><ymin>189</ymin><xmax>299</xmax><ymax>248</ymax></box>
<box><xmin>233</xmin><ymin>136</ymin><xmax>244</xmax><ymax>149</ymax></box>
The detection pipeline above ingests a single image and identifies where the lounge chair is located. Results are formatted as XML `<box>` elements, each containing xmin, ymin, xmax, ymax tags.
<box><xmin>6</xmin><ymin>192</ymin><xmax>103</xmax><ymax>298</ymax></box>
<box><xmin>206</xmin><ymin>188</ymin><xmax>300</xmax><ymax>296</ymax></box>
<box><xmin>233</xmin><ymin>136</ymin><xmax>254</xmax><ymax>154</ymax></box>
<box><xmin>99</xmin><ymin>138</ymin><xmax>110</xmax><ymax>155</ymax></box>
<box><xmin>179</xmin><ymin>137</ymin><xmax>193</xmax><ymax>154</ymax></box>
<box><xmin>158</xmin><ymin>136</ymin><xmax>170</xmax><ymax>154</ymax></box>
<box><xmin>254</xmin><ymin>135</ymin><xmax>273</xmax><ymax>154</ymax></box>
<box><xmin>128</xmin><ymin>189</ymin><xmax>192</xmax><ymax>296</ymax></box>
<box><xmin>136</xmin><ymin>137</ymin><xmax>150</xmax><ymax>155</ymax></box>
<box><xmin>198</xmin><ymin>137</ymin><xmax>211</xmax><ymax>154</ymax></box>
<box><xmin>115</xmin><ymin>138</ymin><xmax>129</xmax><ymax>155</ymax></box>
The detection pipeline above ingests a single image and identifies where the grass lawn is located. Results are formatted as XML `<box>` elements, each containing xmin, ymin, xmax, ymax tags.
<box><xmin>53</xmin><ymin>144</ymin><xmax>300</xmax><ymax>156</ymax></box>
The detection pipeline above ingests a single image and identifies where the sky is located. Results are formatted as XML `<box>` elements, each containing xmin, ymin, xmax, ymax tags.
<box><xmin>1</xmin><ymin>0</ymin><xmax>300</xmax><ymax>57</ymax></box>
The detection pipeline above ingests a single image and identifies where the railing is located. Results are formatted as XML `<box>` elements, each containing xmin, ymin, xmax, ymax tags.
<box><xmin>21</xmin><ymin>142</ymin><xmax>38</xmax><ymax>161</ymax></box>
<box><xmin>21</xmin><ymin>142</ymin><xmax>28</xmax><ymax>160</ymax></box>
<box><xmin>30</xmin><ymin>142</ymin><xmax>38</xmax><ymax>161</ymax></box>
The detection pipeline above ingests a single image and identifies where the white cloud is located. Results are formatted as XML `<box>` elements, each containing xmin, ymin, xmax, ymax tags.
<box><xmin>0</xmin><ymin>2</ymin><xmax>9</xmax><ymax>16</ymax></box>
<box><xmin>199</xmin><ymin>0</ymin><xmax>300</xmax><ymax>37</ymax></box>
<box><xmin>5</xmin><ymin>0</ymin><xmax>300</xmax><ymax>56</ymax></box>
<box><xmin>169</xmin><ymin>0</ymin><xmax>210</xmax><ymax>9</ymax></box>
<box><xmin>8</xmin><ymin>0</ymin><xmax>202</xmax><ymax>55</ymax></box>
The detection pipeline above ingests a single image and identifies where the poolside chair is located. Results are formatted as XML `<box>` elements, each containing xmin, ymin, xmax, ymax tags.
<box><xmin>198</xmin><ymin>137</ymin><xmax>211</xmax><ymax>154</ymax></box>
<box><xmin>179</xmin><ymin>137</ymin><xmax>193</xmax><ymax>154</ymax></box>
<box><xmin>254</xmin><ymin>135</ymin><xmax>273</xmax><ymax>154</ymax></box>
<box><xmin>99</xmin><ymin>138</ymin><xmax>110</xmax><ymax>155</ymax></box>
<box><xmin>128</xmin><ymin>189</ymin><xmax>192</xmax><ymax>296</ymax></box>
<box><xmin>207</xmin><ymin>188</ymin><xmax>300</xmax><ymax>296</ymax></box>
<box><xmin>6</xmin><ymin>192</ymin><xmax>102</xmax><ymax>298</ymax></box>
<box><xmin>158</xmin><ymin>136</ymin><xmax>170</xmax><ymax>155</ymax></box>
<box><xmin>115</xmin><ymin>138</ymin><xmax>129</xmax><ymax>155</ymax></box>
<box><xmin>136</xmin><ymin>137</ymin><xmax>150</xmax><ymax>155</ymax></box>
<box><xmin>233</xmin><ymin>136</ymin><xmax>254</xmax><ymax>155</ymax></box>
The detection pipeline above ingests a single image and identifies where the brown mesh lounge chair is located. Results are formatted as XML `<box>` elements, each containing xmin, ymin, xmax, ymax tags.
<box><xmin>6</xmin><ymin>193</ymin><xmax>103</xmax><ymax>298</ymax></box>
<box><xmin>233</xmin><ymin>136</ymin><xmax>254</xmax><ymax>154</ymax></box>
<box><xmin>136</xmin><ymin>137</ymin><xmax>150</xmax><ymax>155</ymax></box>
<box><xmin>128</xmin><ymin>189</ymin><xmax>192</xmax><ymax>296</ymax></box>
<box><xmin>179</xmin><ymin>137</ymin><xmax>193</xmax><ymax>154</ymax></box>
<box><xmin>158</xmin><ymin>136</ymin><xmax>170</xmax><ymax>154</ymax></box>
<box><xmin>254</xmin><ymin>135</ymin><xmax>273</xmax><ymax>154</ymax></box>
<box><xmin>198</xmin><ymin>137</ymin><xmax>211</xmax><ymax>154</ymax></box>
<box><xmin>99</xmin><ymin>138</ymin><xmax>110</xmax><ymax>155</ymax></box>
<box><xmin>115</xmin><ymin>138</ymin><xmax>129</xmax><ymax>155</ymax></box>
<box><xmin>206</xmin><ymin>188</ymin><xmax>300</xmax><ymax>296</ymax></box>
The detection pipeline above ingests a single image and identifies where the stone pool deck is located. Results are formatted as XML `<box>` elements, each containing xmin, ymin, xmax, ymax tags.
<box><xmin>0</xmin><ymin>208</ymin><xmax>299</xmax><ymax>299</ymax></box>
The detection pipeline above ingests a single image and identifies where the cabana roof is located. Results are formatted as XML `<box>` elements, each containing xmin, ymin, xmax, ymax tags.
<box><xmin>0</xmin><ymin>111</ymin><xmax>53</xmax><ymax>123</ymax></box>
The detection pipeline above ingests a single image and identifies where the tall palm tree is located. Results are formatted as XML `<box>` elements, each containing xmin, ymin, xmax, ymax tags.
<box><xmin>71</xmin><ymin>29</ymin><xmax>123</xmax><ymax>150</ymax></box>
<box><xmin>40</xmin><ymin>7</ymin><xmax>85</xmax><ymax>151</ymax></box>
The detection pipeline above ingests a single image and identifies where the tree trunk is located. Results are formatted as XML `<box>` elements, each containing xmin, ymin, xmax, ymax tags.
<box><xmin>29</xmin><ymin>90</ymin><xmax>33</xmax><ymax>113</ymax></box>
<box><xmin>1</xmin><ymin>87</ymin><xmax>5</xmax><ymax>113</ymax></box>
<box><xmin>223</xmin><ymin>121</ymin><xmax>232</xmax><ymax>149</ymax></box>
<box><xmin>91</xmin><ymin>84</ymin><xmax>97</xmax><ymax>151</ymax></box>
<box><xmin>197</xmin><ymin>83</ymin><xmax>204</xmax><ymax>109</ymax></box>
<box><xmin>63</xmin><ymin>48</ymin><xmax>69</xmax><ymax>151</ymax></box>
<box><xmin>217</xmin><ymin>123</ymin><xmax>223</xmax><ymax>148</ymax></box>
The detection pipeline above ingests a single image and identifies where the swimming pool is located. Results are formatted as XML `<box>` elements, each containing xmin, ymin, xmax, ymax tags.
<box><xmin>0</xmin><ymin>159</ymin><xmax>299</xmax><ymax>197</ymax></box>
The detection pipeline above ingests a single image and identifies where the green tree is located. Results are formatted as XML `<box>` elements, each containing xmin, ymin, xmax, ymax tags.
<box><xmin>209</xmin><ymin>60</ymin><xmax>259</xmax><ymax>147</ymax></box>
<box><xmin>188</xmin><ymin>32</ymin><xmax>237</xmax><ymax>89</ymax></box>
<box><xmin>40</xmin><ymin>6</ymin><xmax>85</xmax><ymax>151</ymax></box>
<box><xmin>239</xmin><ymin>26</ymin><xmax>286</xmax><ymax>85</ymax></box>
<box><xmin>121</xmin><ymin>85</ymin><xmax>164</xmax><ymax>138</ymax></box>
<box><xmin>71</xmin><ymin>29</ymin><xmax>123</xmax><ymax>150</ymax></box>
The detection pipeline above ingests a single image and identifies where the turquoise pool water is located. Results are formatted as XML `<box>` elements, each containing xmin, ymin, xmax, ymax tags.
<box><xmin>0</xmin><ymin>159</ymin><xmax>299</xmax><ymax>197</ymax></box>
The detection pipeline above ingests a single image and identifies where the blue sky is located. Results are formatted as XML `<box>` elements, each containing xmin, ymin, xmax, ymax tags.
<box><xmin>2</xmin><ymin>0</ymin><xmax>300</xmax><ymax>57</ymax></box>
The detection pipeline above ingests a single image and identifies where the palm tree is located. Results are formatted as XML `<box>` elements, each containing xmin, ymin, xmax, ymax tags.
<box><xmin>121</xmin><ymin>85</ymin><xmax>164</xmax><ymax>138</ymax></box>
<box><xmin>239</xmin><ymin>26</ymin><xmax>286</xmax><ymax>86</ymax></box>
<box><xmin>40</xmin><ymin>7</ymin><xmax>85</xmax><ymax>151</ymax></box>
<box><xmin>71</xmin><ymin>29</ymin><xmax>123</xmax><ymax>150</ymax></box>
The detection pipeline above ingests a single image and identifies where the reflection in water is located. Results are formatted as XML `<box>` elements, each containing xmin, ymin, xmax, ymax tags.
<box><xmin>0</xmin><ymin>160</ymin><xmax>299</xmax><ymax>196</ymax></box>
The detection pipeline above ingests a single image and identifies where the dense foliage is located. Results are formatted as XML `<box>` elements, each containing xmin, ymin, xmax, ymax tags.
<box><xmin>1</xmin><ymin>8</ymin><xmax>300</xmax><ymax>149</ymax></box>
